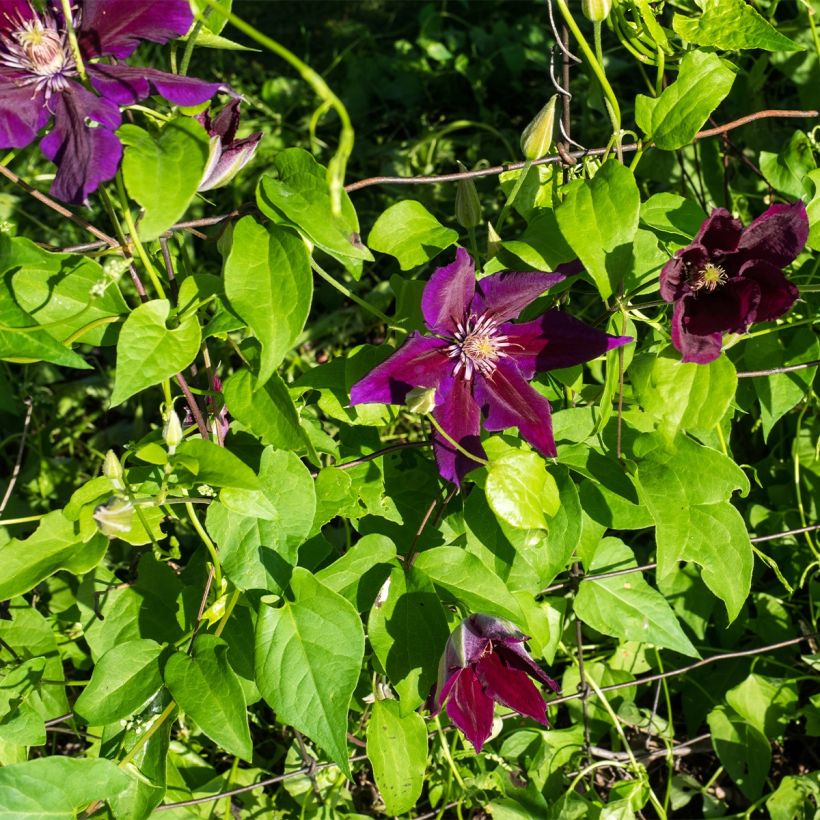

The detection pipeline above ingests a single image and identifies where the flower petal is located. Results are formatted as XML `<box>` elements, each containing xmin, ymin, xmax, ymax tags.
<box><xmin>659</xmin><ymin>244</ymin><xmax>708</xmax><ymax>303</ymax></box>
<box><xmin>475</xmin><ymin>651</ymin><xmax>547</xmax><ymax>726</ymax></box>
<box><xmin>741</xmin><ymin>259</ymin><xmax>800</xmax><ymax>324</ymax></box>
<box><xmin>671</xmin><ymin>298</ymin><xmax>723</xmax><ymax>364</ymax></box>
<box><xmin>89</xmin><ymin>64</ymin><xmax>225</xmax><ymax>107</ymax></box>
<box><xmin>0</xmin><ymin>70</ymin><xmax>48</xmax><ymax>148</ymax></box>
<box><xmin>199</xmin><ymin>132</ymin><xmax>262</xmax><ymax>191</ymax></box>
<box><xmin>79</xmin><ymin>0</ymin><xmax>193</xmax><ymax>59</ymax></box>
<box><xmin>201</xmin><ymin>99</ymin><xmax>242</xmax><ymax>142</ymax></box>
<box><xmin>473</xmin><ymin>360</ymin><xmax>556</xmax><ymax>458</ymax></box>
<box><xmin>471</xmin><ymin>271</ymin><xmax>564</xmax><ymax>323</ymax></box>
<box><xmin>737</xmin><ymin>201</ymin><xmax>809</xmax><ymax>268</ymax></box>
<box><xmin>694</xmin><ymin>207</ymin><xmax>743</xmax><ymax>254</ymax></box>
<box><xmin>431</xmin><ymin>374</ymin><xmax>484</xmax><ymax>485</ymax></box>
<box><xmin>349</xmin><ymin>333</ymin><xmax>451</xmax><ymax>405</ymax></box>
<box><xmin>501</xmin><ymin>310</ymin><xmax>631</xmax><ymax>380</ymax></box>
<box><xmin>684</xmin><ymin>278</ymin><xmax>760</xmax><ymax>336</ymax></box>
<box><xmin>495</xmin><ymin>642</ymin><xmax>560</xmax><ymax>693</ymax></box>
<box><xmin>445</xmin><ymin>667</ymin><xmax>495</xmax><ymax>752</ymax></box>
<box><xmin>421</xmin><ymin>247</ymin><xmax>475</xmax><ymax>334</ymax></box>
<box><xmin>39</xmin><ymin>83</ymin><xmax>122</xmax><ymax>203</ymax></box>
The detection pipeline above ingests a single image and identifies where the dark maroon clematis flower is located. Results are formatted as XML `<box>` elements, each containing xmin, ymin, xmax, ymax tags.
<box><xmin>349</xmin><ymin>248</ymin><xmax>630</xmax><ymax>484</ymax></box>
<box><xmin>660</xmin><ymin>202</ymin><xmax>808</xmax><ymax>364</ymax></box>
<box><xmin>431</xmin><ymin>614</ymin><xmax>560</xmax><ymax>752</ymax></box>
<box><xmin>0</xmin><ymin>0</ymin><xmax>226</xmax><ymax>203</ymax></box>
<box><xmin>196</xmin><ymin>99</ymin><xmax>261</xmax><ymax>192</ymax></box>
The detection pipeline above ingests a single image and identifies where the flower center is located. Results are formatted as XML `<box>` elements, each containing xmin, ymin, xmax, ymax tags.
<box><xmin>690</xmin><ymin>262</ymin><xmax>728</xmax><ymax>292</ymax></box>
<box><xmin>0</xmin><ymin>7</ymin><xmax>76</xmax><ymax>95</ymax></box>
<box><xmin>446</xmin><ymin>313</ymin><xmax>512</xmax><ymax>380</ymax></box>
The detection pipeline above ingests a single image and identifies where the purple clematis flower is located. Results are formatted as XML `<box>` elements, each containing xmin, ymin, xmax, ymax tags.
<box><xmin>349</xmin><ymin>248</ymin><xmax>630</xmax><ymax>484</ymax></box>
<box><xmin>660</xmin><ymin>202</ymin><xmax>808</xmax><ymax>364</ymax></box>
<box><xmin>431</xmin><ymin>614</ymin><xmax>560</xmax><ymax>752</ymax></box>
<box><xmin>0</xmin><ymin>0</ymin><xmax>226</xmax><ymax>203</ymax></box>
<box><xmin>196</xmin><ymin>99</ymin><xmax>261</xmax><ymax>192</ymax></box>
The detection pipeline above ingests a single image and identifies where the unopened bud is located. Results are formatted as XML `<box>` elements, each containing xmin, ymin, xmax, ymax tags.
<box><xmin>455</xmin><ymin>162</ymin><xmax>481</xmax><ymax>229</ymax></box>
<box><xmin>582</xmin><ymin>0</ymin><xmax>612</xmax><ymax>22</ymax></box>
<box><xmin>486</xmin><ymin>222</ymin><xmax>502</xmax><ymax>260</ymax></box>
<box><xmin>406</xmin><ymin>387</ymin><xmax>437</xmax><ymax>415</ymax></box>
<box><xmin>520</xmin><ymin>95</ymin><xmax>557</xmax><ymax>161</ymax></box>
<box><xmin>94</xmin><ymin>497</ymin><xmax>134</xmax><ymax>538</ymax></box>
<box><xmin>163</xmin><ymin>411</ymin><xmax>184</xmax><ymax>454</ymax></box>
<box><xmin>103</xmin><ymin>450</ymin><xmax>124</xmax><ymax>490</ymax></box>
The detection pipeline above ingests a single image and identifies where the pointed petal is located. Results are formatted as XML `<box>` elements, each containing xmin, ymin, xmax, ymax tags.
<box><xmin>660</xmin><ymin>244</ymin><xmax>708</xmax><ymax>302</ymax></box>
<box><xmin>737</xmin><ymin>201</ymin><xmax>809</xmax><ymax>268</ymax></box>
<box><xmin>502</xmin><ymin>310</ymin><xmax>631</xmax><ymax>380</ymax></box>
<box><xmin>208</xmin><ymin>99</ymin><xmax>242</xmax><ymax>142</ymax></box>
<box><xmin>431</xmin><ymin>374</ymin><xmax>484</xmax><ymax>485</ymax></box>
<box><xmin>671</xmin><ymin>298</ymin><xmax>723</xmax><ymax>364</ymax></box>
<box><xmin>198</xmin><ymin>133</ymin><xmax>262</xmax><ymax>191</ymax></box>
<box><xmin>79</xmin><ymin>0</ymin><xmax>193</xmax><ymax>59</ymax></box>
<box><xmin>684</xmin><ymin>278</ymin><xmax>760</xmax><ymax>336</ymax></box>
<box><xmin>39</xmin><ymin>84</ymin><xmax>122</xmax><ymax>203</ymax></box>
<box><xmin>445</xmin><ymin>667</ymin><xmax>495</xmax><ymax>752</ymax></box>
<box><xmin>471</xmin><ymin>271</ymin><xmax>564</xmax><ymax>323</ymax></box>
<box><xmin>741</xmin><ymin>260</ymin><xmax>799</xmax><ymax>324</ymax></box>
<box><xmin>0</xmin><ymin>70</ymin><xmax>48</xmax><ymax>148</ymax></box>
<box><xmin>422</xmin><ymin>247</ymin><xmax>475</xmax><ymax>334</ymax></box>
<box><xmin>495</xmin><ymin>643</ymin><xmax>560</xmax><ymax>692</ymax></box>
<box><xmin>89</xmin><ymin>64</ymin><xmax>224</xmax><ymax>107</ymax></box>
<box><xmin>349</xmin><ymin>333</ymin><xmax>451</xmax><ymax>405</ymax></box>
<box><xmin>694</xmin><ymin>208</ymin><xmax>743</xmax><ymax>253</ymax></box>
<box><xmin>475</xmin><ymin>651</ymin><xmax>547</xmax><ymax>725</ymax></box>
<box><xmin>473</xmin><ymin>360</ymin><xmax>556</xmax><ymax>458</ymax></box>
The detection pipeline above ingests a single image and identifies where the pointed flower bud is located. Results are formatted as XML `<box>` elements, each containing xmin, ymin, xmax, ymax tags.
<box><xmin>520</xmin><ymin>95</ymin><xmax>557</xmax><ymax>161</ymax></box>
<box><xmin>94</xmin><ymin>498</ymin><xmax>134</xmax><ymax>538</ymax></box>
<box><xmin>455</xmin><ymin>162</ymin><xmax>481</xmax><ymax>229</ymax></box>
<box><xmin>486</xmin><ymin>221</ymin><xmax>502</xmax><ymax>260</ymax></box>
<box><xmin>102</xmin><ymin>450</ymin><xmax>124</xmax><ymax>490</ymax></box>
<box><xmin>406</xmin><ymin>386</ymin><xmax>437</xmax><ymax>415</ymax></box>
<box><xmin>163</xmin><ymin>411</ymin><xmax>184</xmax><ymax>454</ymax></box>
<box><xmin>197</xmin><ymin>100</ymin><xmax>262</xmax><ymax>192</ymax></box>
<box><xmin>582</xmin><ymin>0</ymin><xmax>612</xmax><ymax>22</ymax></box>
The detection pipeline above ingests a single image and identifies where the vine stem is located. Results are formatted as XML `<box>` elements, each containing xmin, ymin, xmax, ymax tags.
<box><xmin>310</xmin><ymin>260</ymin><xmax>392</xmax><ymax>326</ymax></box>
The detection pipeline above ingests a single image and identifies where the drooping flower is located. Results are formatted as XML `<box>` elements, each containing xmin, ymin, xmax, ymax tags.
<box><xmin>196</xmin><ymin>99</ymin><xmax>261</xmax><ymax>192</ymax></box>
<box><xmin>349</xmin><ymin>248</ymin><xmax>630</xmax><ymax>484</ymax></box>
<box><xmin>660</xmin><ymin>202</ymin><xmax>808</xmax><ymax>364</ymax></box>
<box><xmin>0</xmin><ymin>0</ymin><xmax>226</xmax><ymax>203</ymax></box>
<box><xmin>431</xmin><ymin>614</ymin><xmax>560</xmax><ymax>752</ymax></box>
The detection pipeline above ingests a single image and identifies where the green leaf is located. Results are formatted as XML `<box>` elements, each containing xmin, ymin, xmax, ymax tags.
<box><xmin>255</xmin><ymin>568</ymin><xmax>364</xmax><ymax>774</ymax></box>
<box><xmin>485</xmin><ymin>450</ymin><xmax>559</xmax><ymax>530</ymax></box>
<box><xmin>807</xmin><ymin>168</ymin><xmax>820</xmax><ymax>252</ymax></box>
<box><xmin>0</xmin><ymin>511</ymin><xmax>108</xmax><ymax>600</ymax></box>
<box><xmin>725</xmin><ymin>673</ymin><xmax>798</xmax><ymax>739</ymax></box>
<box><xmin>0</xmin><ymin>757</ymin><xmax>131</xmax><ymax>817</ymax></box>
<box><xmin>207</xmin><ymin>448</ymin><xmax>316</xmax><ymax>592</ymax></box>
<box><xmin>164</xmin><ymin>634</ymin><xmax>252</xmax><ymax>761</ymax></box>
<box><xmin>74</xmin><ymin>639</ymin><xmax>163</xmax><ymax>725</ymax></box>
<box><xmin>175</xmin><ymin>438</ymin><xmax>260</xmax><ymax>491</ymax></box>
<box><xmin>109</xmin><ymin>299</ymin><xmax>201</xmax><ymax>406</ymax></box>
<box><xmin>640</xmin><ymin>193</ymin><xmax>706</xmax><ymax>241</ymax></box>
<box><xmin>760</xmin><ymin>131</ymin><xmax>816</xmax><ymax>199</ymax></box>
<box><xmin>368</xmin><ymin>565</ymin><xmax>450</xmax><ymax>713</ymax></box>
<box><xmin>223</xmin><ymin>217</ymin><xmax>312</xmax><ymax>385</ymax></box>
<box><xmin>766</xmin><ymin>773</ymin><xmax>820</xmax><ymax>820</ymax></box>
<box><xmin>368</xmin><ymin>201</ymin><xmax>459</xmax><ymax>270</ymax></box>
<box><xmin>223</xmin><ymin>368</ymin><xmax>308</xmax><ymax>452</ymax></box>
<box><xmin>673</xmin><ymin>0</ymin><xmax>803</xmax><ymax>52</ymax></box>
<box><xmin>120</xmin><ymin>119</ymin><xmax>210</xmax><ymax>241</ymax></box>
<box><xmin>631</xmin><ymin>347</ymin><xmax>737</xmax><ymax>439</ymax></box>
<box><xmin>0</xmin><ymin>657</ymin><xmax>47</xmax><ymax>746</ymax></box>
<box><xmin>555</xmin><ymin>159</ymin><xmax>640</xmax><ymax>299</ymax></box>
<box><xmin>575</xmin><ymin>538</ymin><xmax>698</xmax><ymax>657</ymax></box>
<box><xmin>366</xmin><ymin>699</ymin><xmax>427</xmax><ymax>815</ymax></box>
<box><xmin>708</xmin><ymin>705</ymin><xmax>771</xmax><ymax>801</ymax></box>
<box><xmin>256</xmin><ymin>148</ymin><xmax>371</xmax><ymax>276</ymax></box>
<box><xmin>635</xmin><ymin>51</ymin><xmax>735</xmax><ymax>150</ymax></box>
<box><xmin>414</xmin><ymin>547</ymin><xmax>525</xmax><ymax>624</ymax></box>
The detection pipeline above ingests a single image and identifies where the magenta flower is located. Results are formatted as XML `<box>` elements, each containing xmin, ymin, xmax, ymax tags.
<box><xmin>431</xmin><ymin>614</ymin><xmax>560</xmax><ymax>752</ymax></box>
<box><xmin>196</xmin><ymin>99</ymin><xmax>261</xmax><ymax>192</ymax></box>
<box><xmin>0</xmin><ymin>0</ymin><xmax>226</xmax><ymax>203</ymax></box>
<box><xmin>349</xmin><ymin>248</ymin><xmax>630</xmax><ymax>484</ymax></box>
<box><xmin>660</xmin><ymin>202</ymin><xmax>808</xmax><ymax>364</ymax></box>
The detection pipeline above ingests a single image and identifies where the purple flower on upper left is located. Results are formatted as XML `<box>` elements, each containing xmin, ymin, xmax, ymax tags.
<box><xmin>0</xmin><ymin>0</ymin><xmax>226</xmax><ymax>203</ymax></box>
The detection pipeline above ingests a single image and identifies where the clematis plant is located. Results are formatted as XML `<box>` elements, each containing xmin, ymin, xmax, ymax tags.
<box><xmin>350</xmin><ymin>248</ymin><xmax>630</xmax><ymax>484</ymax></box>
<box><xmin>431</xmin><ymin>614</ymin><xmax>560</xmax><ymax>752</ymax></box>
<box><xmin>196</xmin><ymin>99</ymin><xmax>262</xmax><ymax>191</ymax></box>
<box><xmin>0</xmin><ymin>0</ymin><xmax>226</xmax><ymax>203</ymax></box>
<box><xmin>660</xmin><ymin>202</ymin><xmax>808</xmax><ymax>364</ymax></box>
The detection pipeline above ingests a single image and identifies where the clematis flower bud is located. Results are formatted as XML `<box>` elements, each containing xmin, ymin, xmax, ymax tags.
<box><xmin>406</xmin><ymin>386</ymin><xmax>437</xmax><ymax>415</ymax></box>
<box><xmin>582</xmin><ymin>0</ymin><xmax>612</xmax><ymax>22</ymax></box>
<box><xmin>455</xmin><ymin>162</ymin><xmax>481</xmax><ymax>229</ymax></box>
<box><xmin>520</xmin><ymin>95</ymin><xmax>557</xmax><ymax>161</ymax></box>
<box><xmin>197</xmin><ymin>100</ymin><xmax>262</xmax><ymax>192</ymax></box>
<box><xmin>163</xmin><ymin>412</ymin><xmax>184</xmax><ymax>454</ymax></box>
<box><xmin>486</xmin><ymin>222</ymin><xmax>502</xmax><ymax>260</ymax></box>
<box><xmin>103</xmin><ymin>450</ymin><xmax>124</xmax><ymax>490</ymax></box>
<box><xmin>94</xmin><ymin>498</ymin><xmax>134</xmax><ymax>538</ymax></box>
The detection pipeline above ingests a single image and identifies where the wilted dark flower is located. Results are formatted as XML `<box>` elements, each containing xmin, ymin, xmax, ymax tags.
<box><xmin>431</xmin><ymin>614</ymin><xmax>560</xmax><ymax>752</ymax></box>
<box><xmin>660</xmin><ymin>203</ymin><xmax>808</xmax><ymax>364</ymax></box>
<box><xmin>349</xmin><ymin>248</ymin><xmax>630</xmax><ymax>484</ymax></box>
<box><xmin>0</xmin><ymin>0</ymin><xmax>226</xmax><ymax>203</ymax></box>
<box><xmin>196</xmin><ymin>99</ymin><xmax>261</xmax><ymax>192</ymax></box>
